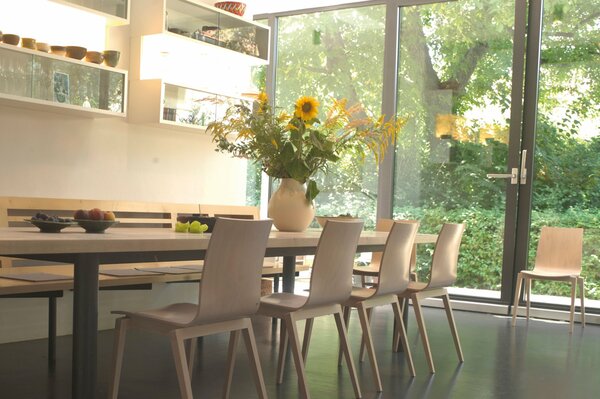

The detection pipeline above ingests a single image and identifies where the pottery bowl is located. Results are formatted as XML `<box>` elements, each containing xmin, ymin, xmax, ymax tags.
<box><xmin>214</xmin><ymin>2</ymin><xmax>246</xmax><ymax>16</ymax></box>
<box><xmin>102</xmin><ymin>50</ymin><xmax>120</xmax><ymax>67</ymax></box>
<box><xmin>36</xmin><ymin>42</ymin><xmax>50</xmax><ymax>52</ymax></box>
<box><xmin>2</xmin><ymin>34</ymin><xmax>20</xmax><ymax>45</ymax></box>
<box><xmin>84</xmin><ymin>51</ymin><xmax>103</xmax><ymax>64</ymax></box>
<box><xmin>50</xmin><ymin>45</ymin><xmax>67</xmax><ymax>56</ymax></box>
<box><xmin>66</xmin><ymin>46</ymin><xmax>87</xmax><ymax>60</ymax></box>
<box><xmin>21</xmin><ymin>37</ymin><xmax>36</xmax><ymax>49</ymax></box>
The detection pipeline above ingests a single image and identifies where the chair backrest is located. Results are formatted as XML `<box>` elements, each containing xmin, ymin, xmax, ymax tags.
<box><xmin>192</xmin><ymin>218</ymin><xmax>272</xmax><ymax>324</ymax></box>
<box><xmin>375</xmin><ymin>221</ymin><xmax>419</xmax><ymax>296</ymax></box>
<box><xmin>427</xmin><ymin>223</ymin><xmax>466</xmax><ymax>289</ymax></box>
<box><xmin>368</xmin><ymin>219</ymin><xmax>396</xmax><ymax>269</ymax></box>
<box><xmin>304</xmin><ymin>220</ymin><xmax>364</xmax><ymax>308</ymax></box>
<box><xmin>534</xmin><ymin>226</ymin><xmax>583</xmax><ymax>274</ymax></box>
<box><xmin>199</xmin><ymin>204</ymin><xmax>260</xmax><ymax>219</ymax></box>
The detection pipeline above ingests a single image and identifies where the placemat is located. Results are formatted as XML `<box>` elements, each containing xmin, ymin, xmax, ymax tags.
<box><xmin>0</xmin><ymin>273</ymin><xmax>72</xmax><ymax>282</ymax></box>
<box><xmin>99</xmin><ymin>269</ymin><xmax>161</xmax><ymax>277</ymax></box>
<box><xmin>136</xmin><ymin>267</ymin><xmax>196</xmax><ymax>275</ymax></box>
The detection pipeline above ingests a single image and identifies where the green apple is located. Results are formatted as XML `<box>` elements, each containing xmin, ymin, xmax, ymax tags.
<box><xmin>175</xmin><ymin>221</ymin><xmax>189</xmax><ymax>233</ymax></box>
<box><xmin>189</xmin><ymin>221</ymin><xmax>208</xmax><ymax>234</ymax></box>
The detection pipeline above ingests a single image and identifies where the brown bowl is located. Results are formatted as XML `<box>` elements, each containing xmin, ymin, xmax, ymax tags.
<box><xmin>50</xmin><ymin>45</ymin><xmax>66</xmax><ymax>56</ymax></box>
<box><xmin>102</xmin><ymin>50</ymin><xmax>120</xmax><ymax>67</ymax></box>
<box><xmin>36</xmin><ymin>42</ymin><xmax>50</xmax><ymax>52</ymax></box>
<box><xmin>84</xmin><ymin>51</ymin><xmax>103</xmax><ymax>64</ymax></box>
<box><xmin>2</xmin><ymin>34</ymin><xmax>20</xmax><ymax>46</ymax></box>
<box><xmin>316</xmin><ymin>215</ymin><xmax>362</xmax><ymax>228</ymax></box>
<box><xmin>21</xmin><ymin>37</ymin><xmax>36</xmax><ymax>49</ymax></box>
<box><xmin>66</xmin><ymin>46</ymin><xmax>87</xmax><ymax>60</ymax></box>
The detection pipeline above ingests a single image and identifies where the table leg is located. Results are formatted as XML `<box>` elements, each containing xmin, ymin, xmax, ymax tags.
<box><xmin>72</xmin><ymin>253</ymin><xmax>99</xmax><ymax>399</ymax></box>
<box><xmin>282</xmin><ymin>256</ymin><xmax>296</xmax><ymax>294</ymax></box>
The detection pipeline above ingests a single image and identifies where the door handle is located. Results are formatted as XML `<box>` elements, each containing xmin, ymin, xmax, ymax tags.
<box><xmin>520</xmin><ymin>149</ymin><xmax>527</xmax><ymax>185</ymax></box>
<box><xmin>487</xmin><ymin>168</ymin><xmax>518</xmax><ymax>185</ymax></box>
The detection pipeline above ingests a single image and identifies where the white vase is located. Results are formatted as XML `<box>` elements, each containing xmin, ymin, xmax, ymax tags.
<box><xmin>268</xmin><ymin>178</ymin><xmax>315</xmax><ymax>232</ymax></box>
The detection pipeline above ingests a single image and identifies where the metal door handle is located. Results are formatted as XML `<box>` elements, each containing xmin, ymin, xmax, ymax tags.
<box><xmin>520</xmin><ymin>150</ymin><xmax>527</xmax><ymax>185</ymax></box>
<box><xmin>487</xmin><ymin>168</ymin><xmax>518</xmax><ymax>185</ymax></box>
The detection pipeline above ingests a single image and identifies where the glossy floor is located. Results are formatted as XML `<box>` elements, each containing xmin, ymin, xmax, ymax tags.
<box><xmin>0</xmin><ymin>306</ymin><xmax>597</xmax><ymax>398</ymax></box>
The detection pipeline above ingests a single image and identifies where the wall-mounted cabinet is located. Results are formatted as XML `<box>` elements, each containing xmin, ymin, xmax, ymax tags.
<box><xmin>0</xmin><ymin>44</ymin><xmax>127</xmax><ymax>117</ymax></box>
<box><xmin>50</xmin><ymin>0</ymin><xmax>130</xmax><ymax>25</ymax></box>
<box><xmin>131</xmin><ymin>0</ymin><xmax>269</xmax><ymax>67</ymax></box>
<box><xmin>129</xmin><ymin>80</ymin><xmax>246</xmax><ymax>132</ymax></box>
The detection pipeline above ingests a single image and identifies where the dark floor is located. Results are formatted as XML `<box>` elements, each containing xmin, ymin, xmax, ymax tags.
<box><xmin>0</xmin><ymin>306</ymin><xmax>598</xmax><ymax>399</ymax></box>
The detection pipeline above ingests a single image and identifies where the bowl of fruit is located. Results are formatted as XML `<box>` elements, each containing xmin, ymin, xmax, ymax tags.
<box><xmin>74</xmin><ymin>208</ymin><xmax>118</xmax><ymax>233</ymax></box>
<box><xmin>26</xmin><ymin>212</ymin><xmax>76</xmax><ymax>233</ymax></box>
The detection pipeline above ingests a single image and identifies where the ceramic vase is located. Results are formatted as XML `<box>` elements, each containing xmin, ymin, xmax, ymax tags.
<box><xmin>268</xmin><ymin>178</ymin><xmax>315</xmax><ymax>232</ymax></box>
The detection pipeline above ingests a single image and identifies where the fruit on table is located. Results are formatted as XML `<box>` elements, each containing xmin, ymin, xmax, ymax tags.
<box><xmin>88</xmin><ymin>208</ymin><xmax>105</xmax><ymax>220</ymax></box>
<box><xmin>189</xmin><ymin>221</ymin><xmax>208</xmax><ymax>234</ymax></box>
<box><xmin>74</xmin><ymin>209</ymin><xmax>89</xmax><ymax>220</ymax></box>
<box><xmin>175</xmin><ymin>221</ymin><xmax>190</xmax><ymax>233</ymax></box>
<box><xmin>31</xmin><ymin>212</ymin><xmax>72</xmax><ymax>223</ymax></box>
<box><xmin>104</xmin><ymin>211</ymin><xmax>116</xmax><ymax>221</ymax></box>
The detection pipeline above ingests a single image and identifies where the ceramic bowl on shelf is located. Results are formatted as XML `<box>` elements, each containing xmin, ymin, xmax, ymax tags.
<box><xmin>2</xmin><ymin>34</ymin><xmax>20</xmax><ymax>45</ymax></box>
<box><xmin>25</xmin><ymin>218</ymin><xmax>76</xmax><ymax>233</ymax></box>
<box><xmin>66</xmin><ymin>46</ymin><xmax>87</xmax><ymax>60</ymax></box>
<box><xmin>36</xmin><ymin>42</ymin><xmax>50</xmax><ymax>52</ymax></box>
<box><xmin>102</xmin><ymin>50</ymin><xmax>120</xmax><ymax>67</ymax></box>
<box><xmin>84</xmin><ymin>51</ymin><xmax>103</xmax><ymax>64</ymax></box>
<box><xmin>76</xmin><ymin>219</ymin><xmax>119</xmax><ymax>233</ymax></box>
<box><xmin>21</xmin><ymin>37</ymin><xmax>36</xmax><ymax>49</ymax></box>
<box><xmin>214</xmin><ymin>2</ymin><xmax>246</xmax><ymax>16</ymax></box>
<box><xmin>50</xmin><ymin>45</ymin><xmax>67</xmax><ymax>56</ymax></box>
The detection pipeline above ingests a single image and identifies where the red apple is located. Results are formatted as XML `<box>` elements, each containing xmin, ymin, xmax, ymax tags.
<box><xmin>74</xmin><ymin>209</ymin><xmax>89</xmax><ymax>220</ymax></box>
<box><xmin>88</xmin><ymin>208</ymin><xmax>104</xmax><ymax>220</ymax></box>
<box><xmin>104</xmin><ymin>211</ymin><xmax>116</xmax><ymax>221</ymax></box>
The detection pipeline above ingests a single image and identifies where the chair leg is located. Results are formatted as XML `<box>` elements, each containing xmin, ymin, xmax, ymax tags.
<box><xmin>170</xmin><ymin>331</ymin><xmax>193</xmax><ymax>399</ymax></box>
<box><xmin>359</xmin><ymin>307</ymin><xmax>373</xmax><ymax>363</ymax></box>
<box><xmin>361</xmin><ymin>275</ymin><xmax>366</xmax><ymax>288</ymax></box>
<box><xmin>276</xmin><ymin>321</ymin><xmax>288</xmax><ymax>384</ymax></box>
<box><xmin>569</xmin><ymin>277</ymin><xmax>576</xmax><ymax>334</ymax></box>
<box><xmin>223</xmin><ymin>330</ymin><xmax>240</xmax><ymax>399</ymax></box>
<box><xmin>338</xmin><ymin>306</ymin><xmax>351</xmax><ymax>366</ymax></box>
<box><xmin>48</xmin><ymin>296</ymin><xmax>57</xmax><ymax>372</ymax></box>
<box><xmin>108</xmin><ymin>318</ymin><xmax>130</xmax><ymax>399</ymax></box>
<box><xmin>512</xmin><ymin>273</ymin><xmax>523</xmax><ymax>326</ymax></box>
<box><xmin>242</xmin><ymin>324</ymin><xmax>268</xmax><ymax>399</ymax></box>
<box><xmin>188</xmin><ymin>338</ymin><xmax>197</xmax><ymax>380</ymax></box>
<box><xmin>442</xmin><ymin>293</ymin><xmax>464</xmax><ymax>362</ymax></box>
<box><xmin>525</xmin><ymin>278</ymin><xmax>531</xmax><ymax>320</ymax></box>
<box><xmin>391</xmin><ymin>299</ymin><xmax>415</xmax><ymax>377</ymax></box>
<box><xmin>334</xmin><ymin>311</ymin><xmax>362</xmax><ymax>399</ymax></box>
<box><xmin>412</xmin><ymin>294</ymin><xmax>435</xmax><ymax>374</ymax></box>
<box><xmin>302</xmin><ymin>318</ymin><xmax>314</xmax><ymax>364</ymax></box>
<box><xmin>285</xmin><ymin>314</ymin><xmax>310</xmax><ymax>399</ymax></box>
<box><xmin>357</xmin><ymin>304</ymin><xmax>382</xmax><ymax>392</ymax></box>
<box><xmin>579</xmin><ymin>277</ymin><xmax>586</xmax><ymax>327</ymax></box>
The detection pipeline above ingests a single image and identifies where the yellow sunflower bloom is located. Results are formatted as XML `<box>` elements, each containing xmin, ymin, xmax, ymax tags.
<box><xmin>257</xmin><ymin>92</ymin><xmax>268</xmax><ymax>104</ymax></box>
<box><xmin>294</xmin><ymin>96</ymin><xmax>319</xmax><ymax>121</ymax></box>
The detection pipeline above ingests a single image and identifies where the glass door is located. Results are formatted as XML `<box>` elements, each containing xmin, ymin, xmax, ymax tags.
<box><xmin>392</xmin><ymin>0</ymin><xmax>527</xmax><ymax>302</ymax></box>
<box><xmin>520</xmin><ymin>0</ymin><xmax>600</xmax><ymax>309</ymax></box>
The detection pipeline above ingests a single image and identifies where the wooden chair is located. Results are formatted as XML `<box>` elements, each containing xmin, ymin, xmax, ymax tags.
<box><xmin>255</xmin><ymin>220</ymin><xmax>364</xmax><ymax>399</ymax></box>
<box><xmin>341</xmin><ymin>221</ymin><xmax>419</xmax><ymax>392</ymax></box>
<box><xmin>108</xmin><ymin>218</ymin><xmax>273</xmax><ymax>399</ymax></box>
<box><xmin>511</xmin><ymin>226</ymin><xmax>585</xmax><ymax>333</ymax></box>
<box><xmin>396</xmin><ymin>223</ymin><xmax>466</xmax><ymax>374</ymax></box>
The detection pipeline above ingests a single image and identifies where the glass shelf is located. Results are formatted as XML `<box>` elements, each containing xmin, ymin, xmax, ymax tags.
<box><xmin>165</xmin><ymin>0</ymin><xmax>269</xmax><ymax>61</ymax></box>
<box><xmin>51</xmin><ymin>0</ymin><xmax>129</xmax><ymax>23</ymax></box>
<box><xmin>162</xmin><ymin>83</ymin><xmax>245</xmax><ymax>130</ymax></box>
<box><xmin>0</xmin><ymin>44</ymin><xmax>126</xmax><ymax>116</ymax></box>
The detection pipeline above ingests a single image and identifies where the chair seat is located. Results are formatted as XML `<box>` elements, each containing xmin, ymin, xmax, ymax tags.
<box><xmin>407</xmin><ymin>281</ymin><xmax>428</xmax><ymax>292</ymax></box>
<box><xmin>113</xmin><ymin>302</ymin><xmax>197</xmax><ymax>327</ymax></box>
<box><xmin>350</xmin><ymin>287</ymin><xmax>376</xmax><ymax>300</ymax></box>
<box><xmin>520</xmin><ymin>269</ymin><xmax>580</xmax><ymax>280</ymax></box>
<box><xmin>259</xmin><ymin>293</ymin><xmax>308</xmax><ymax>314</ymax></box>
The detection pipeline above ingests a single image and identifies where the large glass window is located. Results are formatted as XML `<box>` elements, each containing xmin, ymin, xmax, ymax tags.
<box><xmin>528</xmin><ymin>0</ymin><xmax>600</xmax><ymax>305</ymax></box>
<box><xmin>393</xmin><ymin>0</ymin><xmax>518</xmax><ymax>298</ymax></box>
<box><xmin>274</xmin><ymin>5</ymin><xmax>386</xmax><ymax>228</ymax></box>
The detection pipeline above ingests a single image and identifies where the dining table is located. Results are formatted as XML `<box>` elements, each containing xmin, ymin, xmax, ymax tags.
<box><xmin>0</xmin><ymin>227</ymin><xmax>437</xmax><ymax>399</ymax></box>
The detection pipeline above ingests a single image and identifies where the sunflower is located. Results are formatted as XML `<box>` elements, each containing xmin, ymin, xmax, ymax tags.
<box><xmin>257</xmin><ymin>92</ymin><xmax>268</xmax><ymax>104</ymax></box>
<box><xmin>294</xmin><ymin>96</ymin><xmax>319</xmax><ymax>121</ymax></box>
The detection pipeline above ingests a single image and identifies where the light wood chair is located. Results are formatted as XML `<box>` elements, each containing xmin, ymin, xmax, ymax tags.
<box><xmin>511</xmin><ymin>226</ymin><xmax>585</xmax><ymax>333</ymax></box>
<box><xmin>108</xmin><ymin>218</ymin><xmax>273</xmax><ymax>399</ymax></box>
<box><xmin>340</xmin><ymin>221</ymin><xmax>419</xmax><ymax>391</ymax></box>
<box><xmin>255</xmin><ymin>220</ymin><xmax>364</xmax><ymax>399</ymax></box>
<box><xmin>396</xmin><ymin>223</ymin><xmax>466</xmax><ymax>374</ymax></box>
